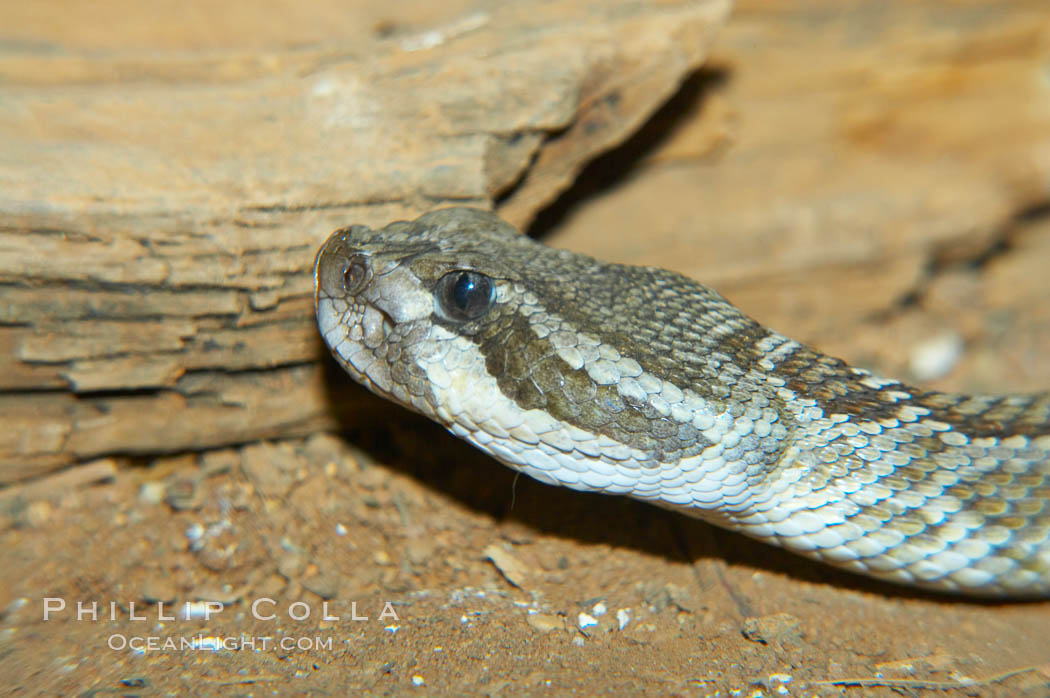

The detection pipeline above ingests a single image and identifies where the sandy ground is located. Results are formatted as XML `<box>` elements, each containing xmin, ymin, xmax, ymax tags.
<box><xmin>3</xmin><ymin>396</ymin><xmax>1049</xmax><ymax>696</ymax></box>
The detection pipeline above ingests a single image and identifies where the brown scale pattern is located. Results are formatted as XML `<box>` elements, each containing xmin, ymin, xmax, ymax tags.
<box><xmin>760</xmin><ymin>342</ymin><xmax>1050</xmax><ymax>589</ymax></box>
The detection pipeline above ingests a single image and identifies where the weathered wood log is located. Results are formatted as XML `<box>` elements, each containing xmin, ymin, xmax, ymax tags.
<box><xmin>0</xmin><ymin>0</ymin><xmax>731</xmax><ymax>482</ymax></box>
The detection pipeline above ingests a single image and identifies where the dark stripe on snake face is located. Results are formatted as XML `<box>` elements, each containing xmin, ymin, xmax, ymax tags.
<box><xmin>469</xmin><ymin>310</ymin><xmax>712</xmax><ymax>464</ymax></box>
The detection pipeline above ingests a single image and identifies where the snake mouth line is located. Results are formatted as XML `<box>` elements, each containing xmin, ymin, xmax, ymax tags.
<box><xmin>316</xmin><ymin>295</ymin><xmax>393</xmax><ymax>359</ymax></box>
<box><xmin>360</xmin><ymin>304</ymin><xmax>394</xmax><ymax>349</ymax></box>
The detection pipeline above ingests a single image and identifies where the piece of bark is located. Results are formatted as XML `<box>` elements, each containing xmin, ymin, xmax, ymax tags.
<box><xmin>0</xmin><ymin>0</ymin><xmax>731</xmax><ymax>482</ymax></box>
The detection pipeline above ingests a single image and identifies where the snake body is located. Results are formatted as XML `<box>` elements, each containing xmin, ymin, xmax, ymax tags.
<box><xmin>315</xmin><ymin>208</ymin><xmax>1050</xmax><ymax>597</ymax></box>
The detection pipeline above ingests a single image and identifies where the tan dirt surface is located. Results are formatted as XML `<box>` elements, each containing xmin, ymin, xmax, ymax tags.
<box><xmin>3</xmin><ymin>1</ymin><xmax>1050</xmax><ymax>696</ymax></box>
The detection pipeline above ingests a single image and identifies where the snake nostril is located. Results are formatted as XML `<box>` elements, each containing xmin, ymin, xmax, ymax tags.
<box><xmin>343</xmin><ymin>255</ymin><xmax>371</xmax><ymax>296</ymax></box>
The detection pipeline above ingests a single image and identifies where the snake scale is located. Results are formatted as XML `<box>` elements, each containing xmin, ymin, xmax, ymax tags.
<box><xmin>315</xmin><ymin>207</ymin><xmax>1050</xmax><ymax>597</ymax></box>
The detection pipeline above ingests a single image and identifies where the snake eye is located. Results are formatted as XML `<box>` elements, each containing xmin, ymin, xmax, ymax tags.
<box><xmin>435</xmin><ymin>270</ymin><xmax>495</xmax><ymax>322</ymax></box>
<box><xmin>344</xmin><ymin>255</ymin><xmax>371</xmax><ymax>295</ymax></box>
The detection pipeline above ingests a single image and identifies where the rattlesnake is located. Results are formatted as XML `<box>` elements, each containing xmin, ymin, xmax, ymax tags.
<box><xmin>315</xmin><ymin>207</ymin><xmax>1050</xmax><ymax>596</ymax></box>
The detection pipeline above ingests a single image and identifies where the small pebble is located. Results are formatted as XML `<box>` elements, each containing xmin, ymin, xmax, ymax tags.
<box><xmin>484</xmin><ymin>544</ymin><xmax>529</xmax><ymax>589</ymax></box>
<box><xmin>200</xmin><ymin>448</ymin><xmax>239</xmax><ymax>476</ymax></box>
<box><xmin>24</xmin><ymin>501</ymin><xmax>51</xmax><ymax>527</ymax></box>
<box><xmin>278</xmin><ymin>553</ymin><xmax>307</xmax><ymax>580</ymax></box>
<box><xmin>741</xmin><ymin>613</ymin><xmax>802</xmax><ymax>647</ymax></box>
<box><xmin>406</xmin><ymin>539</ymin><xmax>437</xmax><ymax>566</ymax></box>
<box><xmin>577</xmin><ymin>612</ymin><xmax>598</xmax><ymax>630</ymax></box>
<box><xmin>184</xmin><ymin>522</ymin><xmax>205</xmax><ymax>545</ymax></box>
<box><xmin>301</xmin><ymin>573</ymin><xmax>341</xmax><ymax>600</ymax></box>
<box><xmin>909</xmin><ymin>332</ymin><xmax>964</xmax><ymax>381</ymax></box>
<box><xmin>141</xmin><ymin>577</ymin><xmax>176</xmax><ymax>604</ymax></box>
<box><xmin>165</xmin><ymin>477</ymin><xmax>201</xmax><ymax>511</ymax></box>
<box><xmin>138</xmin><ymin>482</ymin><xmax>166</xmax><ymax>505</ymax></box>
<box><xmin>526</xmin><ymin>613</ymin><xmax>564</xmax><ymax>634</ymax></box>
<box><xmin>254</xmin><ymin>574</ymin><xmax>287</xmax><ymax>598</ymax></box>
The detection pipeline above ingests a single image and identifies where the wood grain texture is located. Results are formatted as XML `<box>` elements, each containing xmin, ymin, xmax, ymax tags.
<box><xmin>0</xmin><ymin>0</ymin><xmax>730</xmax><ymax>481</ymax></box>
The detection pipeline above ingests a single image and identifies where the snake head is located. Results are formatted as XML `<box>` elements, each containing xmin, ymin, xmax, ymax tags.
<box><xmin>314</xmin><ymin>207</ymin><xmax>528</xmax><ymax>411</ymax></box>
<box><xmin>314</xmin><ymin>206</ymin><xmax>775</xmax><ymax>508</ymax></box>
